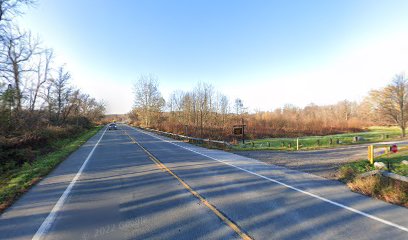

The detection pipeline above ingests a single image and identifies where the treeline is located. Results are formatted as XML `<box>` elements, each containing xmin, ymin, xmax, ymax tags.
<box><xmin>0</xmin><ymin>1</ymin><xmax>105</xmax><ymax>135</ymax></box>
<box><xmin>0</xmin><ymin>1</ymin><xmax>105</xmax><ymax>172</ymax></box>
<box><xmin>129</xmin><ymin>75</ymin><xmax>383</xmax><ymax>140</ymax></box>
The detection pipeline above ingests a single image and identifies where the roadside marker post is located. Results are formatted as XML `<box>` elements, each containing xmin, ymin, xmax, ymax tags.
<box><xmin>368</xmin><ymin>145</ymin><xmax>374</xmax><ymax>164</ymax></box>
<box><xmin>296</xmin><ymin>138</ymin><xmax>299</xmax><ymax>151</ymax></box>
<box><xmin>367</xmin><ymin>144</ymin><xmax>405</xmax><ymax>165</ymax></box>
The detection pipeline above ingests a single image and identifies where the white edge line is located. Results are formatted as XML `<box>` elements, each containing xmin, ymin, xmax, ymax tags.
<box><xmin>32</xmin><ymin>127</ymin><xmax>107</xmax><ymax>240</ymax></box>
<box><xmin>131</xmin><ymin>126</ymin><xmax>408</xmax><ymax>233</ymax></box>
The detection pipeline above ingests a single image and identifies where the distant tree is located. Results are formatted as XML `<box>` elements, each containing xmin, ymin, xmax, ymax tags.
<box><xmin>370</xmin><ymin>74</ymin><xmax>408</xmax><ymax>136</ymax></box>
<box><xmin>84</xmin><ymin>95</ymin><xmax>105</xmax><ymax>121</ymax></box>
<box><xmin>218</xmin><ymin>94</ymin><xmax>229</xmax><ymax>125</ymax></box>
<box><xmin>234</xmin><ymin>98</ymin><xmax>244</xmax><ymax>115</ymax></box>
<box><xmin>168</xmin><ymin>89</ymin><xmax>185</xmax><ymax>126</ymax></box>
<box><xmin>133</xmin><ymin>74</ymin><xmax>165</xmax><ymax>127</ymax></box>
<box><xmin>52</xmin><ymin>66</ymin><xmax>72</xmax><ymax>124</ymax></box>
<box><xmin>28</xmin><ymin>48</ymin><xmax>53</xmax><ymax>112</ymax></box>
<box><xmin>194</xmin><ymin>82</ymin><xmax>214</xmax><ymax>137</ymax></box>
<box><xmin>127</xmin><ymin>108</ymin><xmax>139</xmax><ymax>125</ymax></box>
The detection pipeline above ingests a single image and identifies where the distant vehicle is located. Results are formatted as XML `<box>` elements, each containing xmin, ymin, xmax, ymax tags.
<box><xmin>108</xmin><ymin>123</ymin><xmax>118</xmax><ymax>130</ymax></box>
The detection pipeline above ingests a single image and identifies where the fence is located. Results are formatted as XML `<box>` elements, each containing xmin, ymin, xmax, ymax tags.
<box><xmin>367</xmin><ymin>143</ymin><xmax>408</xmax><ymax>164</ymax></box>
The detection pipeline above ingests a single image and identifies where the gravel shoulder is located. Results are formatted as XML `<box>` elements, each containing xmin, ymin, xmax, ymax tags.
<box><xmin>233</xmin><ymin>146</ymin><xmax>368</xmax><ymax>179</ymax></box>
<box><xmin>234</xmin><ymin>140</ymin><xmax>408</xmax><ymax>180</ymax></box>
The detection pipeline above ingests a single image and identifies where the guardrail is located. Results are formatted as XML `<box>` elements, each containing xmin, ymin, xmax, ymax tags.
<box><xmin>138</xmin><ymin>127</ymin><xmax>232</xmax><ymax>149</ymax></box>
<box><xmin>367</xmin><ymin>143</ymin><xmax>408</xmax><ymax>164</ymax></box>
<box><xmin>359</xmin><ymin>170</ymin><xmax>408</xmax><ymax>183</ymax></box>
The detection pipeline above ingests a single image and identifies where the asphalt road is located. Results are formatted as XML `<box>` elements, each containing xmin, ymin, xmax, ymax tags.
<box><xmin>1</xmin><ymin>124</ymin><xmax>407</xmax><ymax>239</ymax></box>
<box><xmin>234</xmin><ymin>140</ymin><xmax>408</xmax><ymax>179</ymax></box>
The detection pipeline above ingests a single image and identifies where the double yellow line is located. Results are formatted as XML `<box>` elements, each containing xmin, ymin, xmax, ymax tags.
<box><xmin>124</xmin><ymin>131</ymin><xmax>252</xmax><ymax>240</ymax></box>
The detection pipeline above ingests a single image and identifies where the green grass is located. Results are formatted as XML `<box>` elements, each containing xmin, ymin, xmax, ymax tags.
<box><xmin>0</xmin><ymin>126</ymin><xmax>102</xmax><ymax>212</ymax></box>
<box><xmin>338</xmin><ymin>150</ymin><xmax>408</xmax><ymax>180</ymax></box>
<box><xmin>232</xmin><ymin>126</ymin><xmax>403</xmax><ymax>151</ymax></box>
<box><xmin>337</xmin><ymin>149</ymin><xmax>408</xmax><ymax>207</ymax></box>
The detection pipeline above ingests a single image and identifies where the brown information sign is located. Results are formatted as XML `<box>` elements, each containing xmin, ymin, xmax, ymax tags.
<box><xmin>233</xmin><ymin>127</ymin><xmax>243</xmax><ymax>135</ymax></box>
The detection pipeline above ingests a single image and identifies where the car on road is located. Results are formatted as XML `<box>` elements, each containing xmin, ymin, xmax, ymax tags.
<box><xmin>108</xmin><ymin>123</ymin><xmax>118</xmax><ymax>130</ymax></box>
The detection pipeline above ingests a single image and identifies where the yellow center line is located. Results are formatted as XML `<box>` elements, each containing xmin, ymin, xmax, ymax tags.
<box><xmin>123</xmin><ymin>131</ymin><xmax>252</xmax><ymax>240</ymax></box>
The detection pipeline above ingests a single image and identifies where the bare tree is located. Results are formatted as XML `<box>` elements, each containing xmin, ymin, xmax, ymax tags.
<box><xmin>194</xmin><ymin>82</ymin><xmax>214</xmax><ymax>137</ymax></box>
<box><xmin>219</xmin><ymin>94</ymin><xmax>229</xmax><ymax>125</ymax></box>
<box><xmin>0</xmin><ymin>0</ymin><xmax>35</xmax><ymax>23</ymax></box>
<box><xmin>0</xmin><ymin>0</ymin><xmax>35</xmax><ymax>41</ymax></box>
<box><xmin>52</xmin><ymin>66</ymin><xmax>72</xmax><ymax>124</ymax></box>
<box><xmin>234</xmin><ymin>98</ymin><xmax>244</xmax><ymax>115</ymax></box>
<box><xmin>370</xmin><ymin>74</ymin><xmax>408</xmax><ymax>136</ymax></box>
<box><xmin>133</xmin><ymin>74</ymin><xmax>165</xmax><ymax>127</ymax></box>
<box><xmin>0</xmin><ymin>28</ymin><xmax>38</xmax><ymax>112</ymax></box>
<box><xmin>79</xmin><ymin>95</ymin><xmax>105</xmax><ymax>122</ymax></box>
<box><xmin>28</xmin><ymin>48</ymin><xmax>53</xmax><ymax>112</ymax></box>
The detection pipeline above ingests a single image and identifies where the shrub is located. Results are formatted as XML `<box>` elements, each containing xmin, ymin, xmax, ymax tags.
<box><xmin>0</xmin><ymin>124</ymin><xmax>89</xmax><ymax>173</ymax></box>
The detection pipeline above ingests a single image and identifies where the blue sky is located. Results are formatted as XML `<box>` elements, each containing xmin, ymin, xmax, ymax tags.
<box><xmin>18</xmin><ymin>0</ymin><xmax>408</xmax><ymax>114</ymax></box>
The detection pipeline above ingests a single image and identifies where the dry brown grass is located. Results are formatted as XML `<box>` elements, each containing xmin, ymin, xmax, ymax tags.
<box><xmin>347</xmin><ymin>175</ymin><xmax>380</xmax><ymax>196</ymax></box>
<box><xmin>380</xmin><ymin>180</ymin><xmax>408</xmax><ymax>207</ymax></box>
<box><xmin>347</xmin><ymin>175</ymin><xmax>408</xmax><ymax>207</ymax></box>
<box><xmin>338</xmin><ymin>166</ymin><xmax>357</xmax><ymax>182</ymax></box>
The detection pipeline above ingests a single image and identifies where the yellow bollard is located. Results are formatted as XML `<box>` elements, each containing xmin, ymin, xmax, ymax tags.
<box><xmin>368</xmin><ymin>145</ymin><xmax>374</xmax><ymax>164</ymax></box>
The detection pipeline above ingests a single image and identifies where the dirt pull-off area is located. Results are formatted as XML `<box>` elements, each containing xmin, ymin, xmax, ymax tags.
<box><xmin>234</xmin><ymin>146</ymin><xmax>369</xmax><ymax>179</ymax></box>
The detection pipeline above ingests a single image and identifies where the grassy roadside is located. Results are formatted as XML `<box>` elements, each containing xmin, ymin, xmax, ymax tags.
<box><xmin>232</xmin><ymin>126</ymin><xmax>403</xmax><ymax>151</ymax></box>
<box><xmin>0</xmin><ymin>126</ymin><xmax>102</xmax><ymax>213</ymax></box>
<box><xmin>339</xmin><ymin>151</ymin><xmax>408</xmax><ymax>178</ymax></box>
<box><xmin>337</xmin><ymin>152</ymin><xmax>408</xmax><ymax>207</ymax></box>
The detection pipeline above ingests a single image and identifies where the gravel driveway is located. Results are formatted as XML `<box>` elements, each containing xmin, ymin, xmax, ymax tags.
<box><xmin>233</xmin><ymin>140</ymin><xmax>408</xmax><ymax>179</ymax></box>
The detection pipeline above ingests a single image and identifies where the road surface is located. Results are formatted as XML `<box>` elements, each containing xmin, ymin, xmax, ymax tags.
<box><xmin>235</xmin><ymin>140</ymin><xmax>408</xmax><ymax>179</ymax></box>
<box><xmin>1</xmin><ymin>124</ymin><xmax>407</xmax><ymax>239</ymax></box>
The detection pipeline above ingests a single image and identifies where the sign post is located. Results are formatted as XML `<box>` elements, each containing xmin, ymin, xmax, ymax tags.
<box><xmin>390</xmin><ymin>144</ymin><xmax>398</xmax><ymax>153</ymax></box>
<box><xmin>368</xmin><ymin>144</ymin><xmax>399</xmax><ymax>165</ymax></box>
<box><xmin>233</xmin><ymin>119</ymin><xmax>246</xmax><ymax>144</ymax></box>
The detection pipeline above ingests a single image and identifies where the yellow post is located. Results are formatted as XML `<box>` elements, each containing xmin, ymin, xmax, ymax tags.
<box><xmin>296</xmin><ymin>138</ymin><xmax>299</xmax><ymax>151</ymax></box>
<box><xmin>368</xmin><ymin>145</ymin><xmax>374</xmax><ymax>164</ymax></box>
